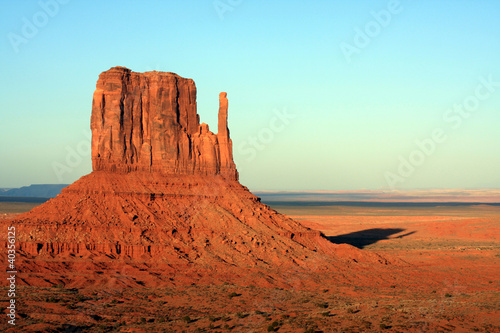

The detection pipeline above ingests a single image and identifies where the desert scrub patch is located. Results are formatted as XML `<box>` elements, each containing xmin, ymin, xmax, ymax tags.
<box><xmin>236</xmin><ymin>312</ymin><xmax>248</xmax><ymax>318</ymax></box>
<box><xmin>255</xmin><ymin>310</ymin><xmax>269</xmax><ymax>317</ymax></box>
<box><xmin>75</xmin><ymin>294</ymin><xmax>88</xmax><ymax>302</ymax></box>
<box><xmin>267</xmin><ymin>320</ymin><xmax>280</xmax><ymax>331</ymax></box>
<box><xmin>303</xmin><ymin>325</ymin><xmax>319</xmax><ymax>333</ymax></box>
<box><xmin>46</xmin><ymin>296</ymin><xmax>61</xmax><ymax>303</ymax></box>
<box><xmin>316</xmin><ymin>302</ymin><xmax>328</xmax><ymax>308</ymax></box>
<box><xmin>228</xmin><ymin>292</ymin><xmax>241</xmax><ymax>298</ymax></box>
<box><xmin>208</xmin><ymin>315</ymin><xmax>221</xmax><ymax>322</ymax></box>
<box><xmin>379</xmin><ymin>323</ymin><xmax>391</xmax><ymax>329</ymax></box>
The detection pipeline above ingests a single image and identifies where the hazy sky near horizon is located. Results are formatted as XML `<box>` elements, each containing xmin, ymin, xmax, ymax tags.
<box><xmin>1</xmin><ymin>0</ymin><xmax>499</xmax><ymax>191</ymax></box>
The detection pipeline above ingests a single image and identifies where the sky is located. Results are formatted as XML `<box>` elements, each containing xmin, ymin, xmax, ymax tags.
<box><xmin>1</xmin><ymin>0</ymin><xmax>499</xmax><ymax>191</ymax></box>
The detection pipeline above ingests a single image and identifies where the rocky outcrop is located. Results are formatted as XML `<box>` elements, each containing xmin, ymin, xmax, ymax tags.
<box><xmin>0</xmin><ymin>66</ymin><xmax>395</xmax><ymax>289</ymax></box>
<box><xmin>91</xmin><ymin>66</ymin><xmax>237</xmax><ymax>180</ymax></box>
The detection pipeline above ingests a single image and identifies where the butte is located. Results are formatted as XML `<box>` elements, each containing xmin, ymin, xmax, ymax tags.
<box><xmin>3</xmin><ymin>67</ymin><xmax>391</xmax><ymax>288</ymax></box>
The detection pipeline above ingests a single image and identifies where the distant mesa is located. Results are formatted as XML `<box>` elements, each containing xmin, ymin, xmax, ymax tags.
<box><xmin>2</xmin><ymin>67</ymin><xmax>389</xmax><ymax>288</ymax></box>
<box><xmin>0</xmin><ymin>184</ymin><xmax>68</xmax><ymax>199</ymax></box>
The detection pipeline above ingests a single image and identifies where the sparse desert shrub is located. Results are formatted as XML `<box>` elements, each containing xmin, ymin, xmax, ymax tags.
<box><xmin>209</xmin><ymin>315</ymin><xmax>220</xmax><ymax>322</ymax></box>
<box><xmin>379</xmin><ymin>323</ymin><xmax>389</xmax><ymax>329</ymax></box>
<box><xmin>267</xmin><ymin>321</ymin><xmax>280</xmax><ymax>331</ymax></box>
<box><xmin>445</xmin><ymin>293</ymin><xmax>452</xmax><ymax>297</ymax></box>
<box><xmin>76</xmin><ymin>295</ymin><xmax>87</xmax><ymax>302</ymax></box>
<box><xmin>316</xmin><ymin>302</ymin><xmax>328</xmax><ymax>309</ymax></box>
<box><xmin>228</xmin><ymin>292</ymin><xmax>241</xmax><ymax>298</ymax></box>
<box><xmin>321</xmin><ymin>311</ymin><xmax>330</xmax><ymax>317</ymax></box>
<box><xmin>182</xmin><ymin>316</ymin><xmax>192</xmax><ymax>323</ymax></box>
<box><xmin>256</xmin><ymin>310</ymin><xmax>269</xmax><ymax>317</ymax></box>
<box><xmin>46</xmin><ymin>297</ymin><xmax>60</xmax><ymax>303</ymax></box>
<box><xmin>236</xmin><ymin>312</ymin><xmax>248</xmax><ymax>318</ymax></box>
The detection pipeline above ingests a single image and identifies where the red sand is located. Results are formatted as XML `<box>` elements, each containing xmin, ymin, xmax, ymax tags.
<box><xmin>1</xmin><ymin>204</ymin><xmax>498</xmax><ymax>332</ymax></box>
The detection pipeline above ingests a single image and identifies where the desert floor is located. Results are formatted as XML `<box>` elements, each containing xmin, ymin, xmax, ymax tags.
<box><xmin>1</xmin><ymin>202</ymin><xmax>499</xmax><ymax>332</ymax></box>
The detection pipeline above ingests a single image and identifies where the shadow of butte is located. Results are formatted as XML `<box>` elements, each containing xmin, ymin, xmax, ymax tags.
<box><xmin>326</xmin><ymin>228</ymin><xmax>416</xmax><ymax>249</ymax></box>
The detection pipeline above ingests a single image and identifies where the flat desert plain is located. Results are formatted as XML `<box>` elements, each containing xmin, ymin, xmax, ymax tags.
<box><xmin>1</xmin><ymin>202</ymin><xmax>499</xmax><ymax>332</ymax></box>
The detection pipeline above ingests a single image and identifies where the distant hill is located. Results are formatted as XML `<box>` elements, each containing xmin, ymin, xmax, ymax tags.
<box><xmin>254</xmin><ymin>189</ymin><xmax>500</xmax><ymax>204</ymax></box>
<box><xmin>0</xmin><ymin>184</ymin><xmax>69</xmax><ymax>198</ymax></box>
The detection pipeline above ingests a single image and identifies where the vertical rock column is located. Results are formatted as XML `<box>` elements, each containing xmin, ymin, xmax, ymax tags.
<box><xmin>217</xmin><ymin>92</ymin><xmax>238</xmax><ymax>180</ymax></box>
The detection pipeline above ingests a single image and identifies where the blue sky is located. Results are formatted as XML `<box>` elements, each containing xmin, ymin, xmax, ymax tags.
<box><xmin>1</xmin><ymin>0</ymin><xmax>499</xmax><ymax>191</ymax></box>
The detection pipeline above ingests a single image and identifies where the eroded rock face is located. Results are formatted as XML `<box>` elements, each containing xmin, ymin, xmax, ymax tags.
<box><xmin>91</xmin><ymin>66</ymin><xmax>237</xmax><ymax>180</ymax></box>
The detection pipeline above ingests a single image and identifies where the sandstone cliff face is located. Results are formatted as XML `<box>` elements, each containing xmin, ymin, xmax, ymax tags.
<box><xmin>91</xmin><ymin>66</ymin><xmax>237</xmax><ymax>180</ymax></box>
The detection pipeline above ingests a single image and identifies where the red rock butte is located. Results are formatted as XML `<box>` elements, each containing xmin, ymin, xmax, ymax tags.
<box><xmin>91</xmin><ymin>66</ymin><xmax>237</xmax><ymax>180</ymax></box>
<box><xmin>2</xmin><ymin>67</ymin><xmax>392</xmax><ymax>288</ymax></box>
